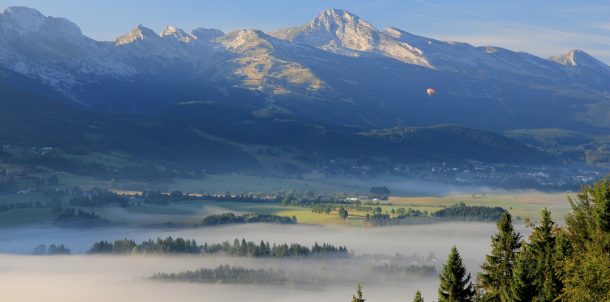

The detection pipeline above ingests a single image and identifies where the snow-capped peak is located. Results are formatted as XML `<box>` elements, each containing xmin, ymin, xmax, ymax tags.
<box><xmin>550</xmin><ymin>49</ymin><xmax>580</xmax><ymax>66</ymax></box>
<box><xmin>549</xmin><ymin>49</ymin><xmax>606</xmax><ymax>68</ymax></box>
<box><xmin>1</xmin><ymin>6</ymin><xmax>46</xmax><ymax>32</ymax></box>
<box><xmin>115</xmin><ymin>25</ymin><xmax>159</xmax><ymax>45</ymax></box>
<box><xmin>1</xmin><ymin>6</ymin><xmax>83</xmax><ymax>42</ymax></box>
<box><xmin>160</xmin><ymin>25</ymin><xmax>196</xmax><ymax>43</ymax></box>
<box><xmin>270</xmin><ymin>9</ymin><xmax>430</xmax><ymax>67</ymax></box>
<box><xmin>219</xmin><ymin>29</ymin><xmax>274</xmax><ymax>52</ymax></box>
<box><xmin>270</xmin><ymin>8</ymin><xmax>377</xmax><ymax>46</ymax></box>
<box><xmin>310</xmin><ymin>8</ymin><xmax>375</xmax><ymax>33</ymax></box>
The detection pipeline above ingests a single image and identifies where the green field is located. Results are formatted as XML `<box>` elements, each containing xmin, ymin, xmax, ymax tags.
<box><xmin>0</xmin><ymin>185</ymin><xmax>576</xmax><ymax>227</ymax></box>
<box><xmin>389</xmin><ymin>192</ymin><xmax>574</xmax><ymax>221</ymax></box>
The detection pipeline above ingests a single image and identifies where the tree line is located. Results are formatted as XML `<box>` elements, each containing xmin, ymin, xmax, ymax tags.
<box><xmin>151</xmin><ymin>265</ymin><xmax>291</xmax><ymax>285</ymax></box>
<box><xmin>200</xmin><ymin>213</ymin><xmax>297</xmax><ymax>226</ymax></box>
<box><xmin>32</xmin><ymin>243</ymin><xmax>71</xmax><ymax>255</ymax></box>
<box><xmin>89</xmin><ymin>236</ymin><xmax>349</xmax><ymax>258</ymax></box>
<box><xmin>54</xmin><ymin>208</ymin><xmax>108</xmax><ymax>227</ymax></box>
<box><xmin>359</xmin><ymin>203</ymin><xmax>506</xmax><ymax>225</ymax></box>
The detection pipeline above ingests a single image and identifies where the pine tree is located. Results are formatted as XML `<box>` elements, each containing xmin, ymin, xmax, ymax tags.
<box><xmin>511</xmin><ymin>242</ymin><xmax>537</xmax><ymax>302</ymax></box>
<box><xmin>510</xmin><ymin>209</ymin><xmax>563</xmax><ymax>302</ymax></box>
<box><xmin>438</xmin><ymin>246</ymin><xmax>475</xmax><ymax>302</ymax></box>
<box><xmin>352</xmin><ymin>283</ymin><xmax>365</xmax><ymax>302</ymax></box>
<box><xmin>560</xmin><ymin>179</ymin><xmax>610</xmax><ymax>301</ymax></box>
<box><xmin>412</xmin><ymin>290</ymin><xmax>424</xmax><ymax>302</ymax></box>
<box><xmin>477</xmin><ymin>212</ymin><xmax>521</xmax><ymax>302</ymax></box>
<box><xmin>529</xmin><ymin>209</ymin><xmax>561</xmax><ymax>301</ymax></box>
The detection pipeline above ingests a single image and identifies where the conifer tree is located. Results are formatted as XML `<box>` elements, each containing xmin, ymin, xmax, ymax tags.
<box><xmin>510</xmin><ymin>209</ymin><xmax>563</xmax><ymax>301</ymax></box>
<box><xmin>511</xmin><ymin>244</ymin><xmax>536</xmax><ymax>302</ymax></box>
<box><xmin>438</xmin><ymin>246</ymin><xmax>475</xmax><ymax>302</ymax></box>
<box><xmin>352</xmin><ymin>283</ymin><xmax>365</xmax><ymax>302</ymax></box>
<box><xmin>412</xmin><ymin>290</ymin><xmax>424</xmax><ymax>302</ymax></box>
<box><xmin>560</xmin><ymin>180</ymin><xmax>610</xmax><ymax>301</ymax></box>
<box><xmin>477</xmin><ymin>212</ymin><xmax>521</xmax><ymax>301</ymax></box>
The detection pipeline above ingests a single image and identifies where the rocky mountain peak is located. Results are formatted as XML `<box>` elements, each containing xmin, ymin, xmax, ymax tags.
<box><xmin>550</xmin><ymin>49</ymin><xmax>604</xmax><ymax>67</ymax></box>
<box><xmin>160</xmin><ymin>25</ymin><xmax>196</xmax><ymax>43</ymax></box>
<box><xmin>1</xmin><ymin>6</ymin><xmax>46</xmax><ymax>32</ymax></box>
<box><xmin>115</xmin><ymin>25</ymin><xmax>159</xmax><ymax>45</ymax></box>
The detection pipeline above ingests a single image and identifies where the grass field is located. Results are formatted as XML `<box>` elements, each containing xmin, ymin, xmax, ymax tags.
<box><xmin>0</xmin><ymin>187</ymin><xmax>576</xmax><ymax>228</ymax></box>
<box><xmin>389</xmin><ymin>192</ymin><xmax>574</xmax><ymax>221</ymax></box>
<box><xmin>271</xmin><ymin>191</ymin><xmax>576</xmax><ymax>225</ymax></box>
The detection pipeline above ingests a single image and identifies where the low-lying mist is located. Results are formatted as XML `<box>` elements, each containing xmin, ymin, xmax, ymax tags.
<box><xmin>0</xmin><ymin>254</ymin><xmax>439</xmax><ymax>302</ymax></box>
<box><xmin>0</xmin><ymin>222</ymin><xmax>532</xmax><ymax>301</ymax></box>
<box><xmin>0</xmin><ymin>222</ymin><xmax>529</xmax><ymax>268</ymax></box>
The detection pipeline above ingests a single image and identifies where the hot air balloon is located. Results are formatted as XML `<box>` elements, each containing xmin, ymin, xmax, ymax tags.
<box><xmin>426</xmin><ymin>87</ymin><xmax>436</xmax><ymax>96</ymax></box>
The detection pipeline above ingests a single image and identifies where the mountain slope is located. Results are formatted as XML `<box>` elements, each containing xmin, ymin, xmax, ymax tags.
<box><xmin>0</xmin><ymin>6</ymin><xmax>609</xmax><ymax>134</ymax></box>
<box><xmin>162</xmin><ymin>101</ymin><xmax>551</xmax><ymax>164</ymax></box>
<box><xmin>550</xmin><ymin>49</ymin><xmax>610</xmax><ymax>89</ymax></box>
<box><xmin>0</xmin><ymin>64</ymin><xmax>549</xmax><ymax>173</ymax></box>
<box><xmin>0</xmin><ymin>67</ymin><xmax>258</xmax><ymax>172</ymax></box>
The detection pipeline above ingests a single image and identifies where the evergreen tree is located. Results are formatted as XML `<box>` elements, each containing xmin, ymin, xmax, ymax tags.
<box><xmin>510</xmin><ymin>209</ymin><xmax>563</xmax><ymax>302</ymax></box>
<box><xmin>511</xmin><ymin>244</ymin><xmax>537</xmax><ymax>302</ymax></box>
<box><xmin>477</xmin><ymin>212</ymin><xmax>521</xmax><ymax>302</ymax></box>
<box><xmin>412</xmin><ymin>290</ymin><xmax>424</xmax><ymax>302</ymax></box>
<box><xmin>529</xmin><ymin>209</ymin><xmax>561</xmax><ymax>301</ymax></box>
<box><xmin>560</xmin><ymin>180</ymin><xmax>610</xmax><ymax>301</ymax></box>
<box><xmin>352</xmin><ymin>283</ymin><xmax>365</xmax><ymax>302</ymax></box>
<box><xmin>438</xmin><ymin>246</ymin><xmax>475</xmax><ymax>302</ymax></box>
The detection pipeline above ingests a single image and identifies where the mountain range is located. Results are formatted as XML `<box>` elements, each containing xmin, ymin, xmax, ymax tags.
<box><xmin>1</xmin><ymin>6</ymin><xmax>609</xmax><ymax>173</ymax></box>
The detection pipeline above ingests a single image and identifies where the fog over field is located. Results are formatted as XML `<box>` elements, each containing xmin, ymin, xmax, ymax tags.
<box><xmin>0</xmin><ymin>222</ymin><xmax>531</xmax><ymax>301</ymax></box>
<box><xmin>0</xmin><ymin>255</ymin><xmax>430</xmax><ymax>302</ymax></box>
<box><xmin>0</xmin><ymin>222</ymin><xmax>529</xmax><ymax>264</ymax></box>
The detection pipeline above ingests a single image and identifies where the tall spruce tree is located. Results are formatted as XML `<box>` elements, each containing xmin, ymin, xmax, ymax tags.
<box><xmin>512</xmin><ymin>243</ymin><xmax>537</xmax><ymax>302</ymax></box>
<box><xmin>510</xmin><ymin>209</ymin><xmax>563</xmax><ymax>302</ymax></box>
<box><xmin>560</xmin><ymin>179</ymin><xmax>610</xmax><ymax>301</ymax></box>
<box><xmin>352</xmin><ymin>283</ymin><xmax>365</xmax><ymax>302</ymax></box>
<box><xmin>412</xmin><ymin>290</ymin><xmax>424</xmax><ymax>302</ymax></box>
<box><xmin>438</xmin><ymin>246</ymin><xmax>475</xmax><ymax>302</ymax></box>
<box><xmin>529</xmin><ymin>209</ymin><xmax>561</xmax><ymax>301</ymax></box>
<box><xmin>477</xmin><ymin>212</ymin><xmax>521</xmax><ymax>302</ymax></box>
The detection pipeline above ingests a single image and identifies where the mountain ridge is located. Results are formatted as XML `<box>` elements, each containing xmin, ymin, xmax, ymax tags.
<box><xmin>0</xmin><ymin>6</ymin><xmax>609</xmax><ymax>134</ymax></box>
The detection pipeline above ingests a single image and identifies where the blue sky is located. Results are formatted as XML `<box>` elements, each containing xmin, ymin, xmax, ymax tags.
<box><xmin>2</xmin><ymin>0</ymin><xmax>610</xmax><ymax>63</ymax></box>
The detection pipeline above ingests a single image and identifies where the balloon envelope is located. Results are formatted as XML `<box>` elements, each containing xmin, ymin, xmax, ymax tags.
<box><xmin>426</xmin><ymin>88</ymin><xmax>435</xmax><ymax>96</ymax></box>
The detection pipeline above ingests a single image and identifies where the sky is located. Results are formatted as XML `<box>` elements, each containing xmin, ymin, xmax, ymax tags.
<box><xmin>2</xmin><ymin>0</ymin><xmax>610</xmax><ymax>64</ymax></box>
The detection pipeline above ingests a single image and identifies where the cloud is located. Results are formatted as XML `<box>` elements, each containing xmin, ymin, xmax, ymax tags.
<box><xmin>435</xmin><ymin>22</ymin><xmax>610</xmax><ymax>64</ymax></box>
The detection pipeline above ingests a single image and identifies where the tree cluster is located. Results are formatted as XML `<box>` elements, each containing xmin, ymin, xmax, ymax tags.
<box><xmin>369</xmin><ymin>186</ymin><xmax>391</xmax><ymax>200</ymax></box>
<box><xmin>89</xmin><ymin>236</ymin><xmax>348</xmax><ymax>258</ymax></box>
<box><xmin>54</xmin><ymin>208</ymin><xmax>108</xmax><ymax>227</ymax></box>
<box><xmin>201</xmin><ymin>213</ymin><xmax>297</xmax><ymax>226</ymax></box>
<box><xmin>433</xmin><ymin>202</ymin><xmax>506</xmax><ymax>221</ymax></box>
<box><xmin>151</xmin><ymin>265</ymin><xmax>290</xmax><ymax>285</ymax></box>
<box><xmin>32</xmin><ymin>243</ymin><xmax>71</xmax><ymax>255</ymax></box>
